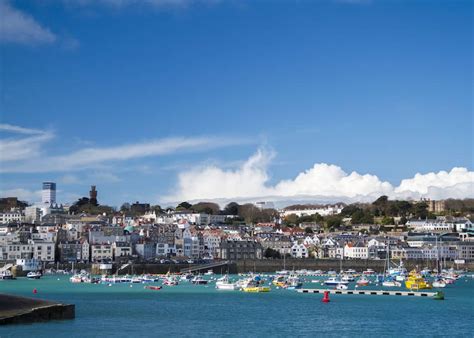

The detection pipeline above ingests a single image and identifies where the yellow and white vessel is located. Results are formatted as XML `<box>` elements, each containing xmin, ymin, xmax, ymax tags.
<box><xmin>405</xmin><ymin>270</ymin><xmax>432</xmax><ymax>290</ymax></box>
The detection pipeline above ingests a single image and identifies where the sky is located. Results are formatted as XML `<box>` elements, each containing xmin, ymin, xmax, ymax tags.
<box><xmin>0</xmin><ymin>0</ymin><xmax>472</xmax><ymax>208</ymax></box>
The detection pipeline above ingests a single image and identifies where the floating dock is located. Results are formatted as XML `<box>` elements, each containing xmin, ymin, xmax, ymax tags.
<box><xmin>297</xmin><ymin>289</ymin><xmax>444</xmax><ymax>300</ymax></box>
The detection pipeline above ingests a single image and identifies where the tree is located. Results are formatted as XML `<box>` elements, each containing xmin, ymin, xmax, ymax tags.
<box><xmin>191</xmin><ymin>202</ymin><xmax>220</xmax><ymax>215</ymax></box>
<box><xmin>414</xmin><ymin>202</ymin><xmax>429</xmax><ymax>218</ymax></box>
<box><xmin>264</xmin><ymin>248</ymin><xmax>281</xmax><ymax>259</ymax></box>
<box><xmin>223</xmin><ymin>202</ymin><xmax>240</xmax><ymax>215</ymax></box>
<box><xmin>176</xmin><ymin>201</ymin><xmax>192</xmax><ymax>210</ymax></box>
<box><xmin>304</xmin><ymin>227</ymin><xmax>314</xmax><ymax>234</ymax></box>
<box><xmin>120</xmin><ymin>203</ymin><xmax>131</xmax><ymax>212</ymax></box>
<box><xmin>284</xmin><ymin>214</ymin><xmax>298</xmax><ymax>225</ymax></box>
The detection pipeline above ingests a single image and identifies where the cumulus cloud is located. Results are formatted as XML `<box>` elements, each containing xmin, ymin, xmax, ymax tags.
<box><xmin>0</xmin><ymin>1</ymin><xmax>56</xmax><ymax>45</ymax></box>
<box><xmin>165</xmin><ymin>149</ymin><xmax>474</xmax><ymax>203</ymax></box>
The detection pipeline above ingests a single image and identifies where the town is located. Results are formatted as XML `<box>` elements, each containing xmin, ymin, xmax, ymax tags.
<box><xmin>1</xmin><ymin>181</ymin><xmax>473</xmax><ymax>276</ymax></box>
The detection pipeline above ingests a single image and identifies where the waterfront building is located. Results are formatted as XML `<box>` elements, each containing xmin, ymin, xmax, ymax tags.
<box><xmin>218</xmin><ymin>239</ymin><xmax>263</xmax><ymax>260</ymax></box>
<box><xmin>280</xmin><ymin>204</ymin><xmax>344</xmax><ymax>218</ymax></box>
<box><xmin>90</xmin><ymin>243</ymin><xmax>113</xmax><ymax>263</ymax></box>
<box><xmin>344</xmin><ymin>241</ymin><xmax>369</xmax><ymax>259</ymax></box>
<box><xmin>291</xmin><ymin>242</ymin><xmax>309</xmax><ymax>258</ymax></box>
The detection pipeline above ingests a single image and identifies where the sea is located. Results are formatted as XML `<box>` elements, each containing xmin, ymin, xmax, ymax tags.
<box><xmin>1</xmin><ymin>275</ymin><xmax>473</xmax><ymax>337</ymax></box>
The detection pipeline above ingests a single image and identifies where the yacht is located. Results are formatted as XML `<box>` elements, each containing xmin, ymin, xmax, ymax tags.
<box><xmin>324</xmin><ymin>277</ymin><xmax>348</xmax><ymax>286</ymax></box>
<box><xmin>335</xmin><ymin>284</ymin><xmax>348</xmax><ymax>290</ymax></box>
<box><xmin>216</xmin><ymin>275</ymin><xmax>239</xmax><ymax>290</ymax></box>
<box><xmin>163</xmin><ymin>277</ymin><xmax>179</xmax><ymax>286</ymax></box>
<box><xmin>342</xmin><ymin>275</ymin><xmax>355</xmax><ymax>282</ymax></box>
<box><xmin>191</xmin><ymin>275</ymin><xmax>208</xmax><ymax>285</ymax></box>
<box><xmin>356</xmin><ymin>276</ymin><xmax>369</xmax><ymax>286</ymax></box>
<box><xmin>405</xmin><ymin>270</ymin><xmax>432</xmax><ymax>290</ymax></box>
<box><xmin>27</xmin><ymin>271</ymin><xmax>42</xmax><ymax>279</ymax></box>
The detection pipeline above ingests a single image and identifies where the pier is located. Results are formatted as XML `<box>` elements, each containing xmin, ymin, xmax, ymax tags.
<box><xmin>180</xmin><ymin>260</ymin><xmax>231</xmax><ymax>273</ymax></box>
<box><xmin>297</xmin><ymin>289</ymin><xmax>444</xmax><ymax>300</ymax></box>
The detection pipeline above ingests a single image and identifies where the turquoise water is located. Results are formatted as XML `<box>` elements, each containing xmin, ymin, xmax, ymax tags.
<box><xmin>1</xmin><ymin>275</ymin><xmax>473</xmax><ymax>337</ymax></box>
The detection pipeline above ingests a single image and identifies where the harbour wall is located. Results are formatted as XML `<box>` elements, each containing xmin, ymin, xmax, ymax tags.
<box><xmin>0</xmin><ymin>294</ymin><xmax>75</xmax><ymax>325</ymax></box>
<box><xmin>234</xmin><ymin>259</ymin><xmax>474</xmax><ymax>273</ymax></box>
<box><xmin>18</xmin><ymin>259</ymin><xmax>473</xmax><ymax>275</ymax></box>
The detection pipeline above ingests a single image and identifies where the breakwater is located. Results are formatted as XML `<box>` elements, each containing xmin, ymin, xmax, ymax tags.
<box><xmin>0</xmin><ymin>294</ymin><xmax>75</xmax><ymax>325</ymax></box>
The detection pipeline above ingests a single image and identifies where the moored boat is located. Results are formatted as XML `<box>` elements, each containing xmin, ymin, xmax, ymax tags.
<box><xmin>324</xmin><ymin>277</ymin><xmax>348</xmax><ymax>286</ymax></box>
<box><xmin>26</xmin><ymin>271</ymin><xmax>42</xmax><ymax>279</ymax></box>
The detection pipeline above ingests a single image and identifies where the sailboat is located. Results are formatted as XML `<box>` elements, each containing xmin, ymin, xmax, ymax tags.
<box><xmin>382</xmin><ymin>242</ymin><xmax>401</xmax><ymax>287</ymax></box>
<box><xmin>432</xmin><ymin>235</ymin><xmax>447</xmax><ymax>288</ymax></box>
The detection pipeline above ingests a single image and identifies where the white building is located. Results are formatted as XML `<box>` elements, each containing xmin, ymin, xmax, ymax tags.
<box><xmin>407</xmin><ymin>218</ymin><xmax>474</xmax><ymax>233</ymax></box>
<box><xmin>25</xmin><ymin>206</ymin><xmax>41</xmax><ymax>223</ymax></box>
<box><xmin>90</xmin><ymin>243</ymin><xmax>113</xmax><ymax>262</ymax></box>
<box><xmin>31</xmin><ymin>240</ymin><xmax>55</xmax><ymax>262</ymax></box>
<box><xmin>291</xmin><ymin>243</ymin><xmax>309</xmax><ymax>258</ymax></box>
<box><xmin>0</xmin><ymin>212</ymin><xmax>24</xmax><ymax>224</ymax></box>
<box><xmin>344</xmin><ymin>242</ymin><xmax>369</xmax><ymax>259</ymax></box>
<box><xmin>280</xmin><ymin>204</ymin><xmax>344</xmax><ymax>218</ymax></box>
<box><xmin>42</xmin><ymin>182</ymin><xmax>56</xmax><ymax>206</ymax></box>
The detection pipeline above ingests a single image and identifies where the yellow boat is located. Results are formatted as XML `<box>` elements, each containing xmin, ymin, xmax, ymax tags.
<box><xmin>272</xmin><ymin>276</ymin><xmax>286</xmax><ymax>287</ymax></box>
<box><xmin>242</xmin><ymin>286</ymin><xmax>271</xmax><ymax>293</ymax></box>
<box><xmin>405</xmin><ymin>270</ymin><xmax>432</xmax><ymax>290</ymax></box>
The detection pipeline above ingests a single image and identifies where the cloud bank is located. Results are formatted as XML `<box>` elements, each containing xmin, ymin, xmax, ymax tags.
<box><xmin>165</xmin><ymin>149</ymin><xmax>474</xmax><ymax>203</ymax></box>
<box><xmin>0</xmin><ymin>1</ymin><xmax>56</xmax><ymax>45</ymax></box>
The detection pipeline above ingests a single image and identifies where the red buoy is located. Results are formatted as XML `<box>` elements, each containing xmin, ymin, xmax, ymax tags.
<box><xmin>33</xmin><ymin>288</ymin><xmax>37</xmax><ymax>294</ymax></box>
<box><xmin>322</xmin><ymin>290</ymin><xmax>330</xmax><ymax>303</ymax></box>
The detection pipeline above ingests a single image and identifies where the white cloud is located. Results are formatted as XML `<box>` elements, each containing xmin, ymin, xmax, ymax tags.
<box><xmin>59</xmin><ymin>174</ymin><xmax>81</xmax><ymax>185</ymax></box>
<box><xmin>0</xmin><ymin>124</ymin><xmax>54</xmax><ymax>162</ymax></box>
<box><xmin>0</xmin><ymin>188</ymin><xmax>41</xmax><ymax>202</ymax></box>
<box><xmin>88</xmin><ymin>171</ymin><xmax>121</xmax><ymax>183</ymax></box>
<box><xmin>165</xmin><ymin>149</ymin><xmax>474</xmax><ymax>203</ymax></box>
<box><xmin>0</xmin><ymin>1</ymin><xmax>56</xmax><ymax>45</ymax></box>
<box><xmin>0</xmin><ymin>123</ymin><xmax>249</xmax><ymax>173</ymax></box>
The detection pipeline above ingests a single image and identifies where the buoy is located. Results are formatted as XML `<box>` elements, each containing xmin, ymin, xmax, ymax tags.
<box><xmin>33</xmin><ymin>288</ymin><xmax>37</xmax><ymax>294</ymax></box>
<box><xmin>322</xmin><ymin>290</ymin><xmax>330</xmax><ymax>303</ymax></box>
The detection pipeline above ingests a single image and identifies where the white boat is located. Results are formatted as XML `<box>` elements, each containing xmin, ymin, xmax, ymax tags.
<box><xmin>27</xmin><ymin>271</ymin><xmax>42</xmax><ymax>279</ymax></box>
<box><xmin>276</xmin><ymin>270</ymin><xmax>290</xmax><ymax>275</ymax></box>
<box><xmin>342</xmin><ymin>275</ymin><xmax>355</xmax><ymax>282</ymax></box>
<box><xmin>336</xmin><ymin>283</ymin><xmax>348</xmax><ymax>290</ymax></box>
<box><xmin>191</xmin><ymin>275</ymin><xmax>208</xmax><ymax>285</ymax></box>
<box><xmin>382</xmin><ymin>279</ymin><xmax>401</xmax><ymax>287</ymax></box>
<box><xmin>163</xmin><ymin>277</ymin><xmax>179</xmax><ymax>286</ymax></box>
<box><xmin>70</xmin><ymin>274</ymin><xmax>83</xmax><ymax>283</ymax></box>
<box><xmin>215</xmin><ymin>275</ymin><xmax>239</xmax><ymax>290</ymax></box>
<box><xmin>204</xmin><ymin>270</ymin><xmax>214</xmax><ymax>276</ymax></box>
<box><xmin>285</xmin><ymin>275</ymin><xmax>303</xmax><ymax>289</ymax></box>
<box><xmin>356</xmin><ymin>276</ymin><xmax>369</xmax><ymax>286</ymax></box>
<box><xmin>325</xmin><ymin>277</ymin><xmax>348</xmax><ymax>286</ymax></box>
<box><xmin>363</xmin><ymin>269</ymin><xmax>376</xmax><ymax>275</ymax></box>
<box><xmin>0</xmin><ymin>270</ymin><xmax>14</xmax><ymax>280</ymax></box>
<box><xmin>180</xmin><ymin>274</ymin><xmax>194</xmax><ymax>282</ymax></box>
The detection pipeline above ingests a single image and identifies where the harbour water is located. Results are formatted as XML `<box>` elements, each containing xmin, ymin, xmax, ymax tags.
<box><xmin>1</xmin><ymin>275</ymin><xmax>473</xmax><ymax>337</ymax></box>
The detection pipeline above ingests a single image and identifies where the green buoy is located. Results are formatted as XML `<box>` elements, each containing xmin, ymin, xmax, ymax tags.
<box><xmin>433</xmin><ymin>291</ymin><xmax>444</xmax><ymax>300</ymax></box>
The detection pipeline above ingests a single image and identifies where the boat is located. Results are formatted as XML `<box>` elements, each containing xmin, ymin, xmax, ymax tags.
<box><xmin>70</xmin><ymin>274</ymin><xmax>84</xmax><ymax>283</ymax></box>
<box><xmin>432</xmin><ymin>278</ymin><xmax>447</xmax><ymax>288</ymax></box>
<box><xmin>26</xmin><ymin>271</ymin><xmax>42</xmax><ymax>279</ymax></box>
<box><xmin>204</xmin><ymin>270</ymin><xmax>214</xmax><ymax>276</ymax></box>
<box><xmin>405</xmin><ymin>270</ymin><xmax>432</xmax><ymax>290</ymax></box>
<box><xmin>145</xmin><ymin>285</ymin><xmax>162</xmax><ymax>291</ymax></box>
<box><xmin>0</xmin><ymin>270</ymin><xmax>14</xmax><ymax>280</ymax></box>
<box><xmin>180</xmin><ymin>274</ymin><xmax>194</xmax><ymax>282</ymax></box>
<box><xmin>356</xmin><ymin>276</ymin><xmax>369</xmax><ymax>286</ymax></box>
<box><xmin>272</xmin><ymin>275</ymin><xmax>287</xmax><ymax>287</ymax></box>
<box><xmin>342</xmin><ymin>275</ymin><xmax>355</xmax><ymax>282</ymax></box>
<box><xmin>131</xmin><ymin>277</ymin><xmax>142</xmax><ymax>283</ymax></box>
<box><xmin>363</xmin><ymin>269</ymin><xmax>376</xmax><ymax>275</ymax></box>
<box><xmin>382</xmin><ymin>278</ymin><xmax>401</xmax><ymax>288</ymax></box>
<box><xmin>275</xmin><ymin>270</ymin><xmax>290</xmax><ymax>275</ymax></box>
<box><xmin>335</xmin><ymin>283</ymin><xmax>348</xmax><ymax>290</ymax></box>
<box><xmin>285</xmin><ymin>275</ymin><xmax>303</xmax><ymax>289</ymax></box>
<box><xmin>242</xmin><ymin>286</ymin><xmax>271</xmax><ymax>292</ymax></box>
<box><xmin>163</xmin><ymin>277</ymin><xmax>179</xmax><ymax>286</ymax></box>
<box><xmin>191</xmin><ymin>275</ymin><xmax>208</xmax><ymax>285</ymax></box>
<box><xmin>215</xmin><ymin>275</ymin><xmax>239</xmax><ymax>290</ymax></box>
<box><xmin>324</xmin><ymin>277</ymin><xmax>348</xmax><ymax>286</ymax></box>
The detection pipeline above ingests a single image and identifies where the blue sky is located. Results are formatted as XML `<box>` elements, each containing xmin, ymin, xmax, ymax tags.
<box><xmin>0</xmin><ymin>0</ymin><xmax>472</xmax><ymax>207</ymax></box>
